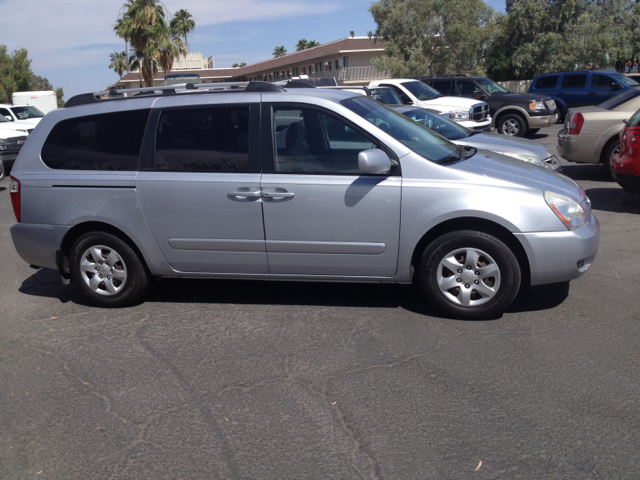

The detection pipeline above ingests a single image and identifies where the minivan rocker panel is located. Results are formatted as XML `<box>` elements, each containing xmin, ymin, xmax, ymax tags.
<box><xmin>9</xmin><ymin>84</ymin><xmax>599</xmax><ymax>319</ymax></box>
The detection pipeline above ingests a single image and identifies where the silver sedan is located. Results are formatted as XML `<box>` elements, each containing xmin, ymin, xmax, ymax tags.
<box><xmin>396</xmin><ymin>106</ymin><xmax>561</xmax><ymax>170</ymax></box>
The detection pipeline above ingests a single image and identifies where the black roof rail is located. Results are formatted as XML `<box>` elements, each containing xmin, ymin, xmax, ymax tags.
<box><xmin>282</xmin><ymin>80</ymin><xmax>316</xmax><ymax>89</ymax></box>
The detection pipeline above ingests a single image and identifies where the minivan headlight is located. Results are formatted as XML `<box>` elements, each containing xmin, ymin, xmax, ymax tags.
<box><xmin>499</xmin><ymin>152</ymin><xmax>548</xmax><ymax>168</ymax></box>
<box><xmin>544</xmin><ymin>191</ymin><xmax>588</xmax><ymax>230</ymax></box>
<box><xmin>450</xmin><ymin>110</ymin><xmax>470</xmax><ymax>122</ymax></box>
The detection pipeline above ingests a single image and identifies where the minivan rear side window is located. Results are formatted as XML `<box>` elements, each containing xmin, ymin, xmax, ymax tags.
<box><xmin>534</xmin><ymin>76</ymin><xmax>558</xmax><ymax>89</ymax></box>
<box><xmin>41</xmin><ymin>109</ymin><xmax>150</xmax><ymax>170</ymax></box>
<box><xmin>561</xmin><ymin>75</ymin><xmax>587</xmax><ymax>89</ymax></box>
<box><xmin>155</xmin><ymin>106</ymin><xmax>250</xmax><ymax>172</ymax></box>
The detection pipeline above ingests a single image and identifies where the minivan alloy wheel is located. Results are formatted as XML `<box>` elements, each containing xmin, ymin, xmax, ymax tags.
<box><xmin>79</xmin><ymin>245</ymin><xmax>128</xmax><ymax>296</ymax></box>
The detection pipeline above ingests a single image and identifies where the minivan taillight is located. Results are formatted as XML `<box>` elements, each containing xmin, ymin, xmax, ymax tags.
<box><xmin>9</xmin><ymin>176</ymin><xmax>20</xmax><ymax>222</ymax></box>
<box><xmin>568</xmin><ymin>112</ymin><xmax>584</xmax><ymax>135</ymax></box>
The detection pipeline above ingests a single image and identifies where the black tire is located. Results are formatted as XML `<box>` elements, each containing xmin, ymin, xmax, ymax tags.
<box><xmin>419</xmin><ymin>230</ymin><xmax>521</xmax><ymax>320</ymax></box>
<box><xmin>497</xmin><ymin>113</ymin><xmax>527</xmax><ymax>137</ymax></box>
<box><xmin>69</xmin><ymin>231</ymin><xmax>149</xmax><ymax>308</ymax></box>
<box><xmin>601</xmin><ymin>138</ymin><xmax>620</xmax><ymax>176</ymax></box>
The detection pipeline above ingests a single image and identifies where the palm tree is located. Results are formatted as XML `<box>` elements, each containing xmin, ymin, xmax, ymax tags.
<box><xmin>170</xmin><ymin>9</ymin><xmax>195</xmax><ymax>52</ymax></box>
<box><xmin>109</xmin><ymin>51</ymin><xmax>128</xmax><ymax>78</ymax></box>
<box><xmin>120</xmin><ymin>0</ymin><xmax>167</xmax><ymax>87</ymax></box>
<box><xmin>156</xmin><ymin>23</ymin><xmax>186</xmax><ymax>76</ymax></box>
<box><xmin>273</xmin><ymin>46</ymin><xmax>287</xmax><ymax>58</ymax></box>
<box><xmin>113</xmin><ymin>17</ymin><xmax>133</xmax><ymax>71</ymax></box>
<box><xmin>306</xmin><ymin>40</ymin><xmax>320</xmax><ymax>49</ymax></box>
<box><xmin>296</xmin><ymin>39</ymin><xmax>308</xmax><ymax>52</ymax></box>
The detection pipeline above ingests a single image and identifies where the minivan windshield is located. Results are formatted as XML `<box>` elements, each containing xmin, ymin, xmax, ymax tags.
<box><xmin>400</xmin><ymin>81</ymin><xmax>441</xmax><ymax>100</ymax></box>
<box><xmin>11</xmin><ymin>106</ymin><xmax>44</xmax><ymax>119</ymax></box>
<box><xmin>598</xmin><ymin>87</ymin><xmax>640</xmax><ymax>110</ymax></box>
<box><xmin>401</xmin><ymin>108</ymin><xmax>472</xmax><ymax>141</ymax></box>
<box><xmin>342</xmin><ymin>96</ymin><xmax>463</xmax><ymax>163</ymax></box>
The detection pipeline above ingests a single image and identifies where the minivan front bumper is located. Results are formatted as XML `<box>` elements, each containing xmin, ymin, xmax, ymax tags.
<box><xmin>516</xmin><ymin>214</ymin><xmax>600</xmax><ymax>286</ymax></box>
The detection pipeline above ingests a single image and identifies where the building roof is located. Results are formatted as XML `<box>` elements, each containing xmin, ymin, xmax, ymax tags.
<box><xmin>118</xmin><ymin>36</ymin><xmax>384</xmax><ymax>83</ymax></box>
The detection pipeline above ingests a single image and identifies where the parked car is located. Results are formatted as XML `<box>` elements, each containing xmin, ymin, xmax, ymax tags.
<box><xmin>529</xmin><ymin>71</ymin><xmax>639</xmax><ymax>121</ymax></box>
<box><xmin>369</xmin><ymin>79</ymin><xmax>491</xmax><ymax>131</ymax></box>
<box><xmin>417</xmin><ymin>75</ymin><xmax>558</xmax><ymax>137</ymax></box>
<box><xmin>9</xmin><ymin>82</ymin><xmax>599</xmax><ymax>319</ymax></box>
<box><xmin>0</xmin><ymin>104</ymin><xmax>45</xmax><ymax>129</ymax></box>
<box><xmin>0</xmin><ymin>134</ymin><xmax>27</xmax><ymax>174</ymax></box>
<box><xmin>0</xmin><ymin>112</ymin><xmax>33</xmax><ymax>135</ymax></box>
<box><xmin>612</xmin><ymin>107</ymin><xmax>640</xmax><ymax>193</ymax></box>
<box><xmin>557</xmin><ymin>87</ymin><xmax>640</xmax><ymax>171</ymax></box>
<box><xmin>396</xmin><ymin>106</ymin><xmax>561</xmax><ymax>170</ymax></box>
<box><xmin>322</xmin><ymin>85</ymin><xmax>405</xmax><ymax>106</ymax></box>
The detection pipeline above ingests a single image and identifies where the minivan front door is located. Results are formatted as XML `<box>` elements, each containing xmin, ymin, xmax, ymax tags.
<box><xmin>137</xmin><ymin>104</ymin><xmax>268</xmax><ymax>274</ymax></box>
<box><xmin>260</xmin><ymin>105</ymin><xmax>401</xmax><ymax>277</ymax></box>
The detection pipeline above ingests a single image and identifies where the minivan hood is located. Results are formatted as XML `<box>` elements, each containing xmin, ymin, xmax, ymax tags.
<box><xmin>456</xmin><ymin>132</ymin><xmax>553</xmax><ymax>159</ymax></box>
<box><xmin>450</xmin><ymin>149</ymin><xmax>582</xmax><ymax>199</ymax></box>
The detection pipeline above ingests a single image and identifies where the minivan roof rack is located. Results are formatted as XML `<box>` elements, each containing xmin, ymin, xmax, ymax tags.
<box><xmin>64</xmin><ymin>81</ymin><xmax>286</xmax><ymax>108</ymax></box>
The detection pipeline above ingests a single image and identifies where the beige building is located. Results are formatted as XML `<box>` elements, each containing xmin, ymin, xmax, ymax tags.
<box><xmin>116</xmin><ymin>36</ymin><xmax>387</xmax><ymax>88</ymax></box>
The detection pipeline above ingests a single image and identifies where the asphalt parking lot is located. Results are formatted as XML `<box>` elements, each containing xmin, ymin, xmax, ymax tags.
<box><xmin>1</xmin><ymin>123</ymin><xmax>640</xmax><ymax>479</ymax></box>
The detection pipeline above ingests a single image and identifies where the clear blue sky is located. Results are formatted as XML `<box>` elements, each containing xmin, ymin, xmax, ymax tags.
<box><xmin>0</xmin><ymin>0</ymin><xmax>506</xmax><ymax>100</ymax></box>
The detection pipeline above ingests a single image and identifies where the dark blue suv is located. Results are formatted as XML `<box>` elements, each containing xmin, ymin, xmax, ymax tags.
<box><xmin>529</xmin><ymin>71</ymin><xmax>639</xmax><ymax>120</ymax></box>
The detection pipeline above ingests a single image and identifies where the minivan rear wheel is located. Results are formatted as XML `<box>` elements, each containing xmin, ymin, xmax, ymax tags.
<box><xmin>419</xmin><ymin>231</ymin><xmax>521</xmax><ymax>320</ymax></box>
<box><xmin>70</xmin><ymin>232</ymin><xmax>148</xmax><ymax>308</ymax></box>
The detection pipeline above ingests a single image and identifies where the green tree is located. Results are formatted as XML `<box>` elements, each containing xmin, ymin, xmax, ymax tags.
<box><xmin>113</xmin><ymin>16</ymin><xmax>133</xmax><ymax>69</ymax></box>
<box><xmin>369</xmin><ymin>0</ymin><xmax>497</xmax><ymax>77</ymax></box>
<box><xmin>155</xmin><ymin>23</ymin><xmax>186</xmax><ymax>76</ymax></box>
<box><xmin>0</xmin><ymin>47</ymin><xmax>33</xmax><ymax>103</ymax></box>
<box><xmin>170</xmin><ymin>9</ymin><xmax>195</xmax><ymax>52</ymax></box>
<box><xmin>296</xmin><ymin>39</ymin><xmax>308</xmax><ymax>52</ymax></box>
<box><xmin>55</xmin><ymin>87</ymin><xmax>65</xmax><ymax>108</ymax></box>
<box><xmin>273</xmin><ymin>45</ymin><xmax>287</xmax><ymax>58</ymax></box>
<box><xmin>109</xmin><ymin>51</ymin><xmax>129</xmax><ymax>78</ymax></box>
<box><xmin>305</xmin><ymin>40</ymin><xmax>320</xmax><ymax>48</ymax></box>
<box><xmin>232</xmin><ymin>62</ymin><xmax>246</xmax><ymax>67</ymax></box>
<box><xmin>30</xmin><ymin>74</ymin><xmax>54</xmax><ymax>91</ymax></box>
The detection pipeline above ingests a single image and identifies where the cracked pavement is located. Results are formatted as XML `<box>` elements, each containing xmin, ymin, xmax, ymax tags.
<box><xmin>1</xmin><ymin>125</ymin><xmax>640</xmax><ymax>478</ymax></box>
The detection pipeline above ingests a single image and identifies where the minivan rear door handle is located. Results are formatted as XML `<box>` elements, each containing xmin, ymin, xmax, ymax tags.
<box><xmin>263</xmin><ymin>190</ymin><xmax>295</xmax><ymax>199</ymax></box>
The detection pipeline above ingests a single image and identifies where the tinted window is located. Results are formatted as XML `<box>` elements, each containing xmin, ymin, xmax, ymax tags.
<box><xmin>431</xmin><ymin>81</ymin><xmax>451</xmax><ymax>95</ymax></box>
<box><xmin>534</xmin><ymin>76</ymin><xmax>559</xmax><ymax>89</ymax></box>
<box><xmin>612</xmin><ymin>73</ymin><xmax>639</xmax><ymax>87</ymax></box>
<box><xmin>155</xmin><ymin>106</ymin><xmax>250</xmax><ymax>172</ymax></box>
<box><xmin>598</xmin><ymin>88</ymin><xmax>640</xmax><ymax>110</ymax></box>
<box><xmin>400</xmin><ymin>81</ymin><xmax>440</xmax><ymax>100</ymax></box>
<box><xmin>455</xmin><ymin>80</ymin><xmax>478</xmax><ymax>97</ymax></box>
<box><xmin>403</xmin><ymin>108</ymin><xmax>470</xmax><ymax>141</ymax></box>
<box><xmin>561</xmin><ymin>75</ymin><xmax>587</xmax><ymax>89</ymax></box>
<box><xmin>41</xmin><ymin>110</ymin><xmax>150</xmax><ymax>170</ymax></box>
<box><xmin>11</xmin><ymin>106</ymin><xmax>44</xmax><ymax>119</ymax></box>
<box><xmin>272</xmin><ymin>107</ymin><xmax>375</xmax><ymax>174</ymax></box>
<box><xmin>0</xmin><ymin>108</ymin><xmax>12</xmax><ymax>119</ymax></box>
<box><xmin>591</xmin><ymin>74</ymin><xmax>615</xmax><ymax>88</ymax></box>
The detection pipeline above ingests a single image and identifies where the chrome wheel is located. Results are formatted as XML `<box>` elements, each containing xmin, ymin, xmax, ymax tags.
<box><xmin>436</xmin><ymin>247</ymin><xmax>501</xmax><ymax>307</ymax></box>
<box><xmin>502</xmin><ymin>119</ymin><xmax>520</xmax><ymax>136</ymax></box>
<box><xmin>79</xmin><ymin>245</ymin><xmax>128</xmax><ymax>296</ymax></box>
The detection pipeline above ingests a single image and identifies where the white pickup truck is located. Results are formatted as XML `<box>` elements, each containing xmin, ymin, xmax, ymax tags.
<box><xmin>370</xmin><ymin>79</ymin><xmax>491</xmax><ymax>131</ymax></box>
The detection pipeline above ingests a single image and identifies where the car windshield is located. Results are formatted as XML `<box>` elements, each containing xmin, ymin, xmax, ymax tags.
<box><xmin>400</xmin><ymin>81</ymin><xmax>441</xmax><ymax>100</ymax></box>
<box><xmin>342</xmin><ymin>96</ymin><xmax>461</xmax><ymax>163</ymax></box>
<box><xmin>11</xmin><ymin>106</ymin><xmax>44</xmax><ymax>119</ymax></box>
<box><xmin>368</xmin><ymin>88</ymin><xmax>403</xmax><ymax>105</ymax></box>
<box><xmin>475</xmin><ymin>77</ymin><xmax>509</xmax><ymax>94</ymax></box>
<box><xmin>611</xmin><ymin>73</ymin><xmax>639</xmax><ymax>87</ymax></box>
<box><xmin>598</xmin><ymin>87</ymin><xmax>640</xmax><ymax>110</ymax></box>
<box><xmin>401</xmin><ymin>108</ymin><xmax>472</xmax><ymax>141</ymax></box>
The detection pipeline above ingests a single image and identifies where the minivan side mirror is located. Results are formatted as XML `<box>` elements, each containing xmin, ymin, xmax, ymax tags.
<box><xmin>358</xmin><ymin>149</ymin><xmax>392</xmax><ymax>175</ymax></box>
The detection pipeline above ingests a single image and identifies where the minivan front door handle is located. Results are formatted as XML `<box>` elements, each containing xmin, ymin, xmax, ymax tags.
<box><xmin>263</xmin><ymin>190</ymin><xmax>295</xmax><ymax>199</ymax></box>
<box><xmin>228</xmin><ymin>190</ymin><xmax>262</xmax><ymax>199</ymax></box>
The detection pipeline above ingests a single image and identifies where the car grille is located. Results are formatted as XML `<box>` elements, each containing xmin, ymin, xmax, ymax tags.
<box><xmin>470</xmin><ymin>103</ymin><xmax>489</xmax><ymax>122</ymax></box>
<box><xmin>545</xmin><ymin>100</ymin><xmax>556</xmax><ymax>110</ymax></box>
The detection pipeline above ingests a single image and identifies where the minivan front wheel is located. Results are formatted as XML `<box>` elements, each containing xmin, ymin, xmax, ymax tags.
<box><xmin>70</xmin><ymin>232</ymin><xmax>149</xmax><ymax>308</ymax></box>
<box><xmin>419</xmin><ymin>231</ymin><xmax>521</xmax><ymax>320</ymax></box>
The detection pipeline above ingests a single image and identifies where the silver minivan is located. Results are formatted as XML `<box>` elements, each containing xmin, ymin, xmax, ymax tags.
<box><xmin>9</xmin><ymin>82</ymin><xmax>599</xmax><ymax>319</ymax></box>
